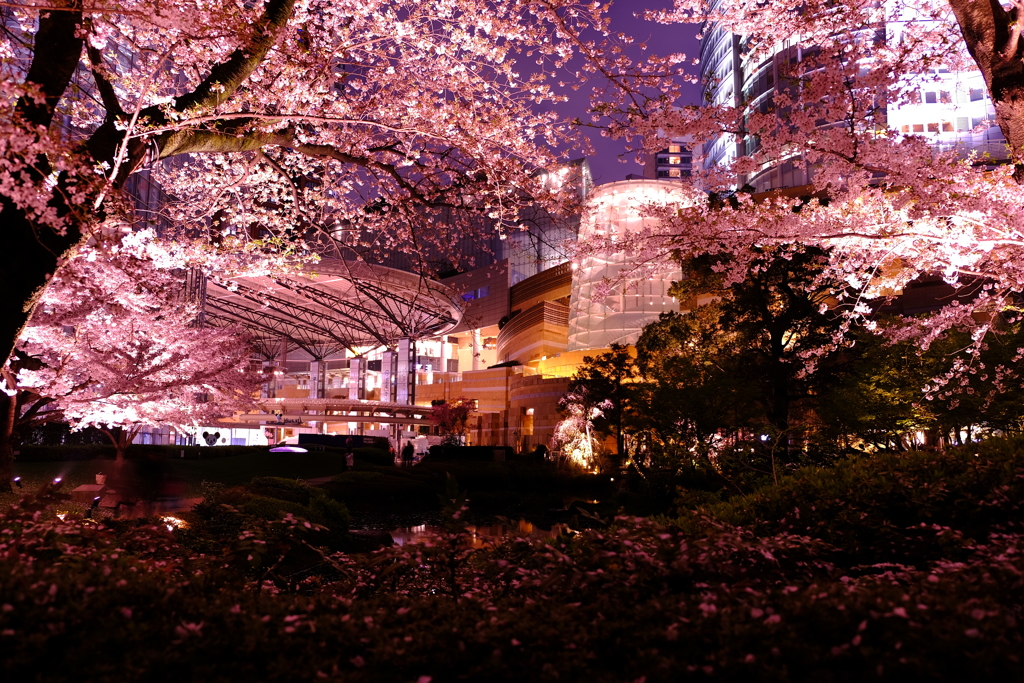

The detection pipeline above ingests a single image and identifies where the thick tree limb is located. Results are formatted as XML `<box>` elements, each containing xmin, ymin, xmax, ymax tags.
<box><xmin>171</xmin><ymin>0</ymin><xmax>296</xmax><ymax>114</ymax></box>
<box><xmin>85</xmin><ymin>0</ymin><xmax>297</xmax><ymax>177</ymax></box>
<box><xmin>152</xmin><ymin>127</ymin><xmax>446</xmax><ymax>205</ymax></box>
<box><xmin>14</xmin><ymin>0</ymin><xmax>84</xmax><ymax>128</ymax></box>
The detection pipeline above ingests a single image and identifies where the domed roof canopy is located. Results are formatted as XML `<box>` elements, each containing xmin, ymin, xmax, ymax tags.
<box><xmin>202</xmin><ymin>258</ymin><xmax>464</xmax><ymax>358</ymax></box>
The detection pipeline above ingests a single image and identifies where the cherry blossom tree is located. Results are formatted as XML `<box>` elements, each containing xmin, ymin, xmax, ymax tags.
<box><xmin>0</xmin><ymin>349</ymin><xmax>70</xmax><ymax>469</ymax></box>
<box><xmin>0</xmin><ymin>0</ymin><xmax>692</xmax><ymax>366</ymax></box>
<box><xmin>429</xmin><ymin>397</ymin><xmax>475</xmax><ymax>446</ymax></box>
<box><xmin>554</xmin><ymin>384</ymin><xmax>606</xmax><ymax>471</ymax></box>
<box><xmin>1</xmin><ymin>250</ymin><xmax>259</xmax><ymax>489</ymax></box>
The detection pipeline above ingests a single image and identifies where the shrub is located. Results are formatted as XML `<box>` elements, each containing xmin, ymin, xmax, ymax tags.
<box><xmin>182</xmin><ymin>478</ymin><xmax>351</xmax><ymax>554</ymax></box>
<box><xmin>352</xmin><ymin>446</ymin><xmax>393</xmax><ymax>467</ymax></box>
<box><xmin>247</xmin><ymin>476</ymin><xmax>315</xmax><ymax>505</ymax></box>
<box><xmin>14</xmin><ymin>444</ymin><xmax>282</xmax><ymax>462</ymax></box>
<box><xmin>673</xmin><ymin>437</ymin><xmax>1024</xmax><ymax>569</ymax></box>
<box><xmin>1</xmin><ymin>482</ymin><xmax>1022</xmax><ymax>682</ymax></box>
<box><xmin>3</xmin><ymin>440</ymin><xmax>1023</xmax><ymax>681</ymax></box>
<box><xmin>331</xmin><ymin>471</ymin><xmax>384</xmax><ymax>484</ymax></box>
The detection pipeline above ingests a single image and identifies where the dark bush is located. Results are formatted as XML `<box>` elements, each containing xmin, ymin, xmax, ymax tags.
<box><xmin>182</xmin><ymin>478</ymin><xmax>351</xmax><ymax>554</ymax></box>
<box><xmin>673</xmin><ymin>437</ymin><xmax>1024</xmax><ymax>569</ymax></box>
<box><xmin>247</xmin><ymin>476</ymin><xmax>315</xmax><ymax>505</ymax></box>
<box><xmin>351</xmin><ymin>446</ymin><xmax>393</xmax><ymax>467</ymax></box>
<box><xmin>14</xmin><ymin>444</ymin><xmax>284</xmax><ymax>462</ymax></box>
<box><xmin>1</xmin><ymin>471</ymin><xmax>1022</xmax><ymax>683</ymax></box>
<box><xmin>426</xmin><ymin>445</ymin><xmax>515</xmax><ymax>461</ymax></box>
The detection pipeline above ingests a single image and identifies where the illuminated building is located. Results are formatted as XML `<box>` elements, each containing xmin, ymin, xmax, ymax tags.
<box><xmin>135</xmin><ymin>166</ymin><xmax>683</xmax><ymax>454</ymax></box>
<box><xmin>567</xmin><ymin>180</ymin><xmax>689</xmax><ymax>351</ymax></box>
<box><xmin>416</xmin><ymin>179</ymin><xmax>688</xmax><ymax>450</ymax></box>
<box><xmin>698</xmin><ymin>5</ymin><xmax>1009</xmax><ymax>192</ymax></box>
<box><xmin>643</xmin><ymin>137</ymin><xmax>695</xmax><ymax>181</ymax></box>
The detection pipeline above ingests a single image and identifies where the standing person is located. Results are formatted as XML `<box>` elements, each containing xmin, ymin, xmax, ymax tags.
<box><xmin>401</xmin><ymin>440</ymin><xmax>415</xmax><ymax>466</ymax></box>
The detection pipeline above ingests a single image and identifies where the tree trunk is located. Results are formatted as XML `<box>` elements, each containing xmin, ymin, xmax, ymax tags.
<box><xmin>1</xmin><ymin>6</ymin><xmax>86</xmax><ymax>363</ymax></box>
<box><xmin>101</xmin><ymin>426</ymin><xmax>135</xmax><ymax>462</ymax></box>
<box><xmin>0</xmin><ymin>392</ymin><xmax>15</xmax><ymax>494</ymax></box>
<box><xmin>0</xmin><ymin>203</ymin><xmax>88</xmax><ymax>366</ymax></box>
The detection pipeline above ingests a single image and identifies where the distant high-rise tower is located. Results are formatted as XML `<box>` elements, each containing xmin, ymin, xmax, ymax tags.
<box><xmin>644</xmin><ymin>135</ymin><xmax>695</xmax><ymax>181</ymax></box>
<box><xmin>698</xmin><ymin>11</ymin><xmax>1008</xmax><ymax>191</ymax></box>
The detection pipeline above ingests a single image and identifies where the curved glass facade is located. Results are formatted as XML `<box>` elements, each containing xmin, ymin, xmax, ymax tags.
<box><xmin>567</xmin><ymin>180</ymin><xmax>689</xmax><ymax>352</ymax></box>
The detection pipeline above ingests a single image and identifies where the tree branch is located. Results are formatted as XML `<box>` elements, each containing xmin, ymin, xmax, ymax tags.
<box><xmin>171</xmin><ymin>0</ymin><xmax>296</xmax><ymax>114</ymax></box>
<box><xmin>85</xmin><ymin>38</ymin><xmax>124</xmax><ymax>122</ymax></box>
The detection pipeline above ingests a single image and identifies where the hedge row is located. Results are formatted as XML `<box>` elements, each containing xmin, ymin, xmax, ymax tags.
<box><xmin>14</xmin><ymin>443</ymin><xmax>393</xmax><ymax>465</ymax></box>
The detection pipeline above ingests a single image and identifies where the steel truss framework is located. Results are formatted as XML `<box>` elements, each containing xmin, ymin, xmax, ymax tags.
<box><xmin>204</xmin><ymin>259</ymin><xmax>463</xmax><ymax>359</ymax></box>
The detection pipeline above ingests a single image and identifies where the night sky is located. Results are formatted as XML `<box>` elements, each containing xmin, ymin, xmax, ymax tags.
<box><xmin>550</xmin><ymin>1</ymin><xmax>703</xmax><ymax>186</ymax></box>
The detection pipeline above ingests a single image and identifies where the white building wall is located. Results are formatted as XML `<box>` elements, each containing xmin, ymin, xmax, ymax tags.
<box><xmin>567</xmin><ymin>180</ymin><xmax>690</xmax><ymax>352</ymax></box>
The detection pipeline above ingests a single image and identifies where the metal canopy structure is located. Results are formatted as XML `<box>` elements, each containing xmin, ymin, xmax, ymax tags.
<box><xmin>203</xmin><ymin>258</ymin><xmax>464</xmax><ymax>359</ymax></box>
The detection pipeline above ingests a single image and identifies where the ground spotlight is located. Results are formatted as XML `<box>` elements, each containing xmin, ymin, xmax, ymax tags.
<box><xmin>85</xmin><ymin>496</ymin><xmax>102</xmax><ymax>519</ymax></box>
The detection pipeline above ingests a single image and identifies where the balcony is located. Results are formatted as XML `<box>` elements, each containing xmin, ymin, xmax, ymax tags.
<box><xmin>496</xmin><ymin>300</ymin><xmax>570</xmax><ymax>365</ymax></box>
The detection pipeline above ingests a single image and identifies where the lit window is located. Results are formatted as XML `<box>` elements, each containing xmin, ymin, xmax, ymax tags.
<box><xmin>900</xmin><ymin>124</ymin><xmax>910</xmax><ymax>133</ymax></box>
<box><xmin>667</xmin><ymin>156</ymin><xmax>681</xmax><ymax>165</ymax></box>
<box><xmin>942</xmin><ymin>121</ymin><xmax>953</xmax><ymax>132</ymax></box>
<box><xmin>913</xmin><ymin>124</ymin><xmax>924</xmax><ymax>133</ymax></box>
<box><xmin>927</xmin><ymin>122</ymin><xmax>939</xmax><ymax>132</ymax></box>
<box><xmin>668</xmin><ymin>145</ymin><xmax>682</xmax><ymax>153</ymax></box>
<box><xmin>669</xmin><ymin>169</ymin><xmax>682</xmax><ymax>177</ymax></box>
<box><xmin>460</xmin><ymin>286</ymin><xmax>490</xmax><ymax>302</ymax></box>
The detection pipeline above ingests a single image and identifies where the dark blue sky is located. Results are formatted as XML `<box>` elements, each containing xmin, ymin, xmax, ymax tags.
<box><xmin>551</xmin><ymin>1</ymin><xmax>702</xmax><ymax>185</ymax></box>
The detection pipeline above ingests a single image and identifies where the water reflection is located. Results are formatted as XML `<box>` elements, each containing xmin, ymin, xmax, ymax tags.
<box><xmin>390</xmin><ymin>519</ymin><xmax>570</xmax><ymax>548</ymax></box>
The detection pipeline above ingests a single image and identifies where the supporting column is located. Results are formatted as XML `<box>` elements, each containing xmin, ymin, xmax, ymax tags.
<box><xmin>349</xmin><ymin>357</ymin><xmax>364</xmax><ymax>401</ymax></box>
<box><xmin>472</xmin><ymin>329</ymin><xmax>482</xmax><ymax>371</ymax></box>
<box><xmin>276</xmin><ymin>336</ymin><xmax>289</xmax><ymax>395</ymax></box>
<box><xmin>439</xmin><ymin>336</ymin><xmax>450</xmax><ymax>377</ymax></box>
<box><xmin>396</xmin><ymin>337</ymin><xmax>415</xmax><ymax>405</ymax></box>
<box><xmin>381</xmin><ymin>350</ymin><xmax>396</xmax><ymax>402</ymax></box>
<box><xmin>310</xmin><ymin>359</ymin><xmax>327</xmax><ymax>399</ymax></box>
<box><xmin>260</xmin><ymin>360</ymin><xmax>276</xmax><ymax>399</ymax></box>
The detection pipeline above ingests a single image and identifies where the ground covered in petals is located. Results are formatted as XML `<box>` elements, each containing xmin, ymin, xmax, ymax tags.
<box><xmin>1</xmin><ymin>439</ymin><xmax>1022</xmax><ymax>682</ymax></box>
